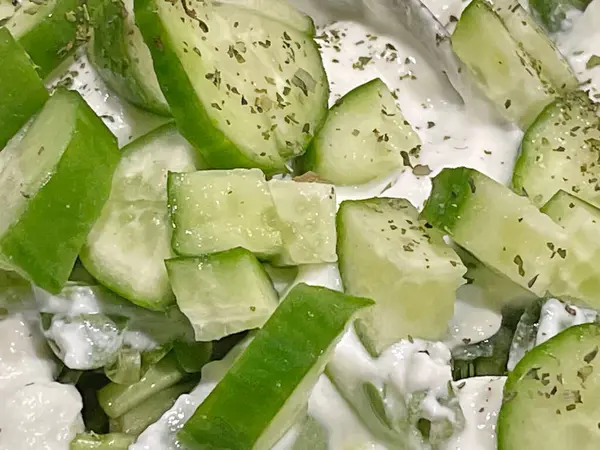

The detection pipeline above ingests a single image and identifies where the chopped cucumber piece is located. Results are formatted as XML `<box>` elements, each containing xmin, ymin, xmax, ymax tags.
<box><xmin>98</xmin><ymin>352</ymin><xmax>185</xmax><ymax>418</ymax></box>
<box><xmin>268</xmin><ymin>179</ymin><xmax>337</xmax><ymax>266</ymax></box>
<box><xmin>166</xmin><ymin>248</ymin><xmax>279</xmax><ymax>341</ymax></box>
<box><xmin>421</xmin><ymin>167</ymin><xmax>567</xmax><ymax>297</ymax></box>
<box><xmin>452</xmin><ymin>0</ymin><xmax>556</xmax><ymax>129</ymax></box>
<box><xmin>70</xmin><ymin>432</ymin><xmax>136</xmax><ymax>449</ymax></box>
<box><xmin>542</xmin><ymin>190</ymin><xmax>600</xmax><ymax>307</ymax></box>
<box><xmin>492</xmin><ymin>0</ymin><xmax>578</xmax><ymax>92</ymax></box>
<box><xmin>300</xmin><ymin>78</ymin><xmax>421</xmax><ymax>186</ymax></box>
<box><xmin>498</xmin><ymin>323</ymin><xmax>600</xmax><ymax>450</ymax></box>
<box><xmin>0</xmin><ymin>88</ymin><xmax>119</xmax><ymax>293</ymax></box>
<box><xmin>337</xmin><ymin>197</ymin><xmax>466</xmax><ymax>356</ymax></box>
<box><xmin>179</xmin><ymin>283</ymin><xmax>373</xmax><ymax>450</ymax></box>
<box><xmin>80</xmin><ymin>124</ymin><xmax>198</xmax><ymax>310</ymax></box>
<box><xmin>88</xmin><ymin>0</ymin><xmax>170</xmax><ymax>115</ymax></box>
<box><xmin>0</xmin><ymin>27</ymin><xmax>48</xmax><ymax>150</ymax></box>
<box><xmin>5</xmin><ymin>0</ymin><xmax>90</xmax><ymax>78</ymax></box>
<box><xmin>529</xmin><ymin>0</ymin><xmax>592</xmax><ymax>32</ymax></box>
<box><xmin>173</xmin><ymin>341</ymin><xmax>212</xmax><ymax>373</ymax></box>
<box><xmin>168</xmin><ymin>169</ymin><xmax>282</xmax><ymax>257</ymax></box>
<box><xmin>512</xmin><ymin>92</ymin><xmax>600</xmax><ymax>207</ymax></box>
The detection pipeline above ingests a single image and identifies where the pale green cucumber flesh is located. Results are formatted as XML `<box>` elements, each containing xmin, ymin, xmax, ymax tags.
<box><xmin>70</xmin><ymin>432</ymin><xmax>135</xmax><ymax>450</ymax></box>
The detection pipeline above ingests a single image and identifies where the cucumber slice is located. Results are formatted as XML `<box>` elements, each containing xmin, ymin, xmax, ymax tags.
<box><xmin>166</xmin><ymin>248</ymin><xmax>279</xmax><ymax>341</ymax></box>
<box><xmin>0</xmin><ymin>88</ymin><xmax>119</xmax><ymax>293</ymax></box>
<box><xmin>512</xmin><ymin>92</ymin><xmax>600</xmax><ymax>207</ymax></box>
<box><xmin>492</xmin><ymin>0</ymin><xmax>578</xmax><ymax>92</ymax></box>
<box><xmin>452</xmin><ymin>0</ymin><xmax>557</xmax><ymax>129</ymax></box>
<box><xmin>168</xmin><ymin>169</ymin><xmax>282</xmax><ymax>258</ymax></box>
<box><xmin>300</xmin><ymin>78</ymin><xmax>421</xmax><ymax>186</ymax></box>
<box><xmin>88</xmin><ymin>0</ymin><xmax>169</xmax><ymax>116</ymax></box>
<box><xmin>337</xmin><ymin>197</ymin><xmax>466</xmax><ymax>356</ymax></box>
<box><xmin>134</xmin><ymin>0</ymin><xmax>328</xmax><ymax>173</ymax></box>
<box><xmin>178</xmin><ymin>283</ymin><xmax>373</xmax><ymax>450</ymax></box>
<box><xmin>80</xmin><ymin>124</ymin><xmax>198</xmax><ymax>310</ymax></box>
<box><xmin>529</xmin><ymin>0</ymin><xmax>592</xmax><ymax>32</ymax></box>
<box><xmin>498</xmin><ymin>323</ymin><xmax>600</xmax><ymax>450</ymax></box>
<box><xmin>5</xmin><ymin>0</ymin><xmax>90</xmax><ymax>79</ymax></box>
<box><xmin>70</xmin><ymin>432</ymin><xmax>135</xmax><ymax>449</ymax></box>
<box><xmin>268</xmin><ymin>180</ymin><xmax>337</xmax><ymax>266</ymax></box>
<box><xmin>541</xmin><ymin>190</ymin><xmax>600</xmax><ymax>307</ymax></box>
<box><xmin>421</xmin><ymin>167</ymin><xmax>567</xmax><ymax>297</ymax></box>
<box><xmin>0</xmin><ymin>28</ymin><xmax>48</xmax><ymax>150</ymax></box>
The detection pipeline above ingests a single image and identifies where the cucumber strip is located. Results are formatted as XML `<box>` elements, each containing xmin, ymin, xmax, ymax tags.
<box><xmin>80</xmin><ymin>124</ymin><xmax>198</xmax><ymax>310</ymax></box>
<box><xmin>88</xmin><ymin>0</ymin><xmax>170</xmax><ymax>115</ymax></box>
<box><xmin>451</xmin><ymin>0</ymin><xmax>557</xmax><ymax>129</ymax></box>
<box><xmin>110</xmin><ymin>381</ymin><xmax>197</xmax><ymax>436</ymax></box>
<box><xmin>337</xmin><ymin>197</ymin><xmax>466</xmax><ymax>356</ymax></box>
<box><xmin>268</xmin><ymin>179</ymin><xmax>337</xmax><ymax>266</ymax></box>
<box><xmin>541</xmin><ymin>190</ymin><xmax>600</xmax><ymax>307</ymax></box>
<box><xmin>5</xmin><ymin>0</ymin><xmax>91</xmax><ymax>79</ymax></box>
<box><xmin>512</xmin><ymin>92</ymin><xmax>600</xmax><ymax>207</ymax></box>
<box><xmin>166</xmin><ymin>248</ymin><xmax>279</xmax><ymax>341</ymax></box>
<box><xmin>168</xmin><ymin>169</ymin><xmax>282</xmax><ymax>258</ymax></box>
<box><xmin>178</xmin><ymin>283</ymin><xmax>373</xmax><ymax>450</ymax></box>
<box><xmin>300</xmin><ymin>78</ymin><xmax>421</xmax><ymax>186</ymax></box>
<box><xmin>498</xmin><ymin>323</ymin><xmax>600</xmax><ymax>450</ymax></box>
<box><xmin>421</xmin><ymin>167</ymin><xmax>567</xmax><ymax>297</ymax></box>
<box><xmin>492</xmin><ymin>0</ymin><xmax>578</xmax><ymax>92</ymax></box>
<box><xmin>98</xmin><ymin>352</ymin><xmax>185</xmax><ymax>418</ymax></box>
<box><xmin>0</xmin><ymin>88</ymin><xmax>119</xmax><ymax>293</ymax></box>
<box><xmin>134</xmin><ymin>0</ymin><xmax>328</xmax><ymax>173</ymax></box>
<box><xmin>70</xmin><ymin>432</ymin><xmax>136</xmax><ymax>449</ymax></box>
<box><xmin>529</xmin><ymin>0</ymin><xmax>592</xmax><ymax>32</ymax></box>
<box><xmin>0</xmin><ymin>28</ymin><xmax>48</xmax><ymax>150</ymax></box>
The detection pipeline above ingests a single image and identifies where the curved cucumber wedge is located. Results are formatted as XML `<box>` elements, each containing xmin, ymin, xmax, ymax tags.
<box><xmin>421</xmin><ymin>167</ymin><xmax>566</xmax><ymax>297</ymax></box>
<box><xmin>88</xmin><ymin>0</ymin><xmax>170</xmax><ymax>115</ymax></box>
<box><xmin>301</xmin><ymin>78</ymin><xmax>421</xmax><ymax>186</ymax></box>
<box><xmin>80</xmin><ymin>124</ymin><xmax>198</xmax><ymax>310</ymax></box>
<box><xmin>0</xmin><ymin>28</ymin><xmax>48</xmax><ymax>150</ymax></box>
<box><xmin>0</xmin><ymin>88</ymin><xmax>119</xmax><ymax>292</ymax></box>
<box><xmin>178</xmin><ymin>283</ymin><xmax>373</xmax><ymax>450</ymax></box>
<box><xmin>513</xmin><ymin>92</ymin><xmax>600</xmax><ymax>207</ymax></box>
<box><xmin>498</xmin><ymin>323</ymin><xmax>600</xmax><ymax>450</ymax></box>
<box><xmin>452</xmin><ymin>0</ymin><xmax>556</xmax><ymax>129</ymax></box>
<box><xmin>5</xmin><ymin>0</ymin><xmax>90</xmax><ymax>78</ymax></box>
<box><xmin>134</xmin><ymin>0</ymin><xmax>328</xmax><ymax>173</ymax></box>
<box><xmin>530</xmin><ymin>0</ymin><xmax>592</xmax><ymax>32</ymax></box>
<box><xmin>337</xmin><ymin>198</ymin><xmax>465</xmax><ymax>356</ymax></box>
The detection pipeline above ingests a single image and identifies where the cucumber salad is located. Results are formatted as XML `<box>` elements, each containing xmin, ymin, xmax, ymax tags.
<box><xmin>2</xmin><ymin>0</ymin><xmax>600</xmax><ymax>448</ymax></box>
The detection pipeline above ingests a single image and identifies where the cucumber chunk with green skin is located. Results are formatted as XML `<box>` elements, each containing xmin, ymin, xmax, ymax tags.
<box><xmin>513</xmin><ymin>92</ymin><xmax>600</xmax><ymax>208</ymax></box>
<box><xmin>498</xmin><ymin>323</ymin><xmax>600</xmax><ymax>450</ymax></box>
<box><xmin>452</xmin><ymin>0</ymin><xmax>557</xmax><ymax>129</ymax></box>
<box><xmin>0</xmin><ymin>88</ymin><xmax>119</xmax><ymax>293</ymax></box>
<box><xmin>492</xmin><ymin>0</ymin><xmax>578</xmax><ymax>93</ymax></box>
<box><xmin>421</xmin><ymin>167</ymin><xmax>567</xmax><ymax>297</ymax></box>
<box><xmin>337</xmin><ymin>197</ymin><xmax>466</xmax><ymax>356</ymax></box>
<box><xmin>88</xmin><ymin>0</ymin><xmax>170</xmax><ymax>116</ymax></box>
<box><xmin>134</xmin><ymin>0</ymin><xmax>328</xmax><ymax>173</ymax></box>
<box><xmin>542</xmin><ymin>190</ymin><xmax>600</xmax><ymax>308</ymax></box>
<box><xmin>0</xmin><ymin>28</ymin><xmax>48</xmax><ymax>150</ymax></box>
<box><xmin>166</xmin><ymin>248</ymin><xmax>279</xmax><ymax>341</ymax></box>
<box><xmin>268</xmin><ymin>180</ymin><xmax>337</xmax><ymax>266</ymax></box>
<box><xmin>5</xmin><ymin>0</ymin><xmax>91</xmax><ymax>79</ymax></box>
<box><xmin>168</xmin><ymin>169</ymin><xmax>282</xmax><ymax>258</ymax></box>
<box><xmin>530</xmin><ymin>0</ymin><xmax>592</xmax><ymax>32</ymax></box>
<box><xmin>70</xmin><ymin>432</ymin><xmax>136</xmax><ymax>449</ymax></box>
<box><xmin>179</xmin><ymin>283</ymin><xmax>373</xmax><ymax>450</ymax></box>
<box><xmin>300</xmin><ymin>78</ymin><xmax>421</xmax><ymax>186</ymax></box>
<box><xmin>80</xmin><ymin>124</ymin><xmax>198</xmax><ymax>311</ymax></box>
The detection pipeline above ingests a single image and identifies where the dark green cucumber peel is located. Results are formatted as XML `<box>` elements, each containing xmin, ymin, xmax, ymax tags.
<box><xmin>178</xmin><ymin>283</ymin><xmax>373</xmax><ymax>450</ymax></box>
<box><xmin>0</xmin><ymin>28</ymin><xmax>48</xmax><ymax>150</ymax></box>
<box><xmin>420</xmin><ymin>167</ymin><xmax>476</xmax><ymax>233</ymax></box>
<box><xmin>530</xmin><ymin>0</ymin><xmax>592</xmax><ymax>32</ymax></box>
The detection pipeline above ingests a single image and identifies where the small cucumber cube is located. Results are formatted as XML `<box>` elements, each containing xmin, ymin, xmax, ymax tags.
<box><xmin>268</xmin><ymin>179</ymin><xmax>337</xmax><ymax>266</ymax></box>
<box><xmin>178</xmin><ymin>283</ymin><xmax>373</xmax><ymax>450</ymax></box>
<box><xmin>337</xmin><ymin>197</ymin><xmax>466</xmax><ymax>356</ymax></box>
<box><xmin>300</xmin><ymin>78</ymin><xmax>421</xmax><ymax>185</ymax></box>
<box><xmin>166</xmin><ymin>248</ymin><xmax>279</xmax><ymax>341</ymax></box>
<box><xmin>0</xmin><ymin>88</ymin><xmax>119</xmax><ymax>292</ymax></box>
<box><xmin>422</xmin><ymin>167</ymin><xmax>567</xmax><ymax>297</ymax></box>
<box><xmin>168</xmin><ymin>169</ymin><xmax>282</xmax><ymax>257</ymax></box>
<box><xmin>0</xmin><ymin>28</ymin><xmax>48</xmax><ymax>150</ymax></box>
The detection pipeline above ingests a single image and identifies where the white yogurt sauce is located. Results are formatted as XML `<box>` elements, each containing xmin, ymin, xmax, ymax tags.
<box><xmin>536</xmin><ymin>297</ymin><xmax>598</xmax><ymax>345</ymax></box>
